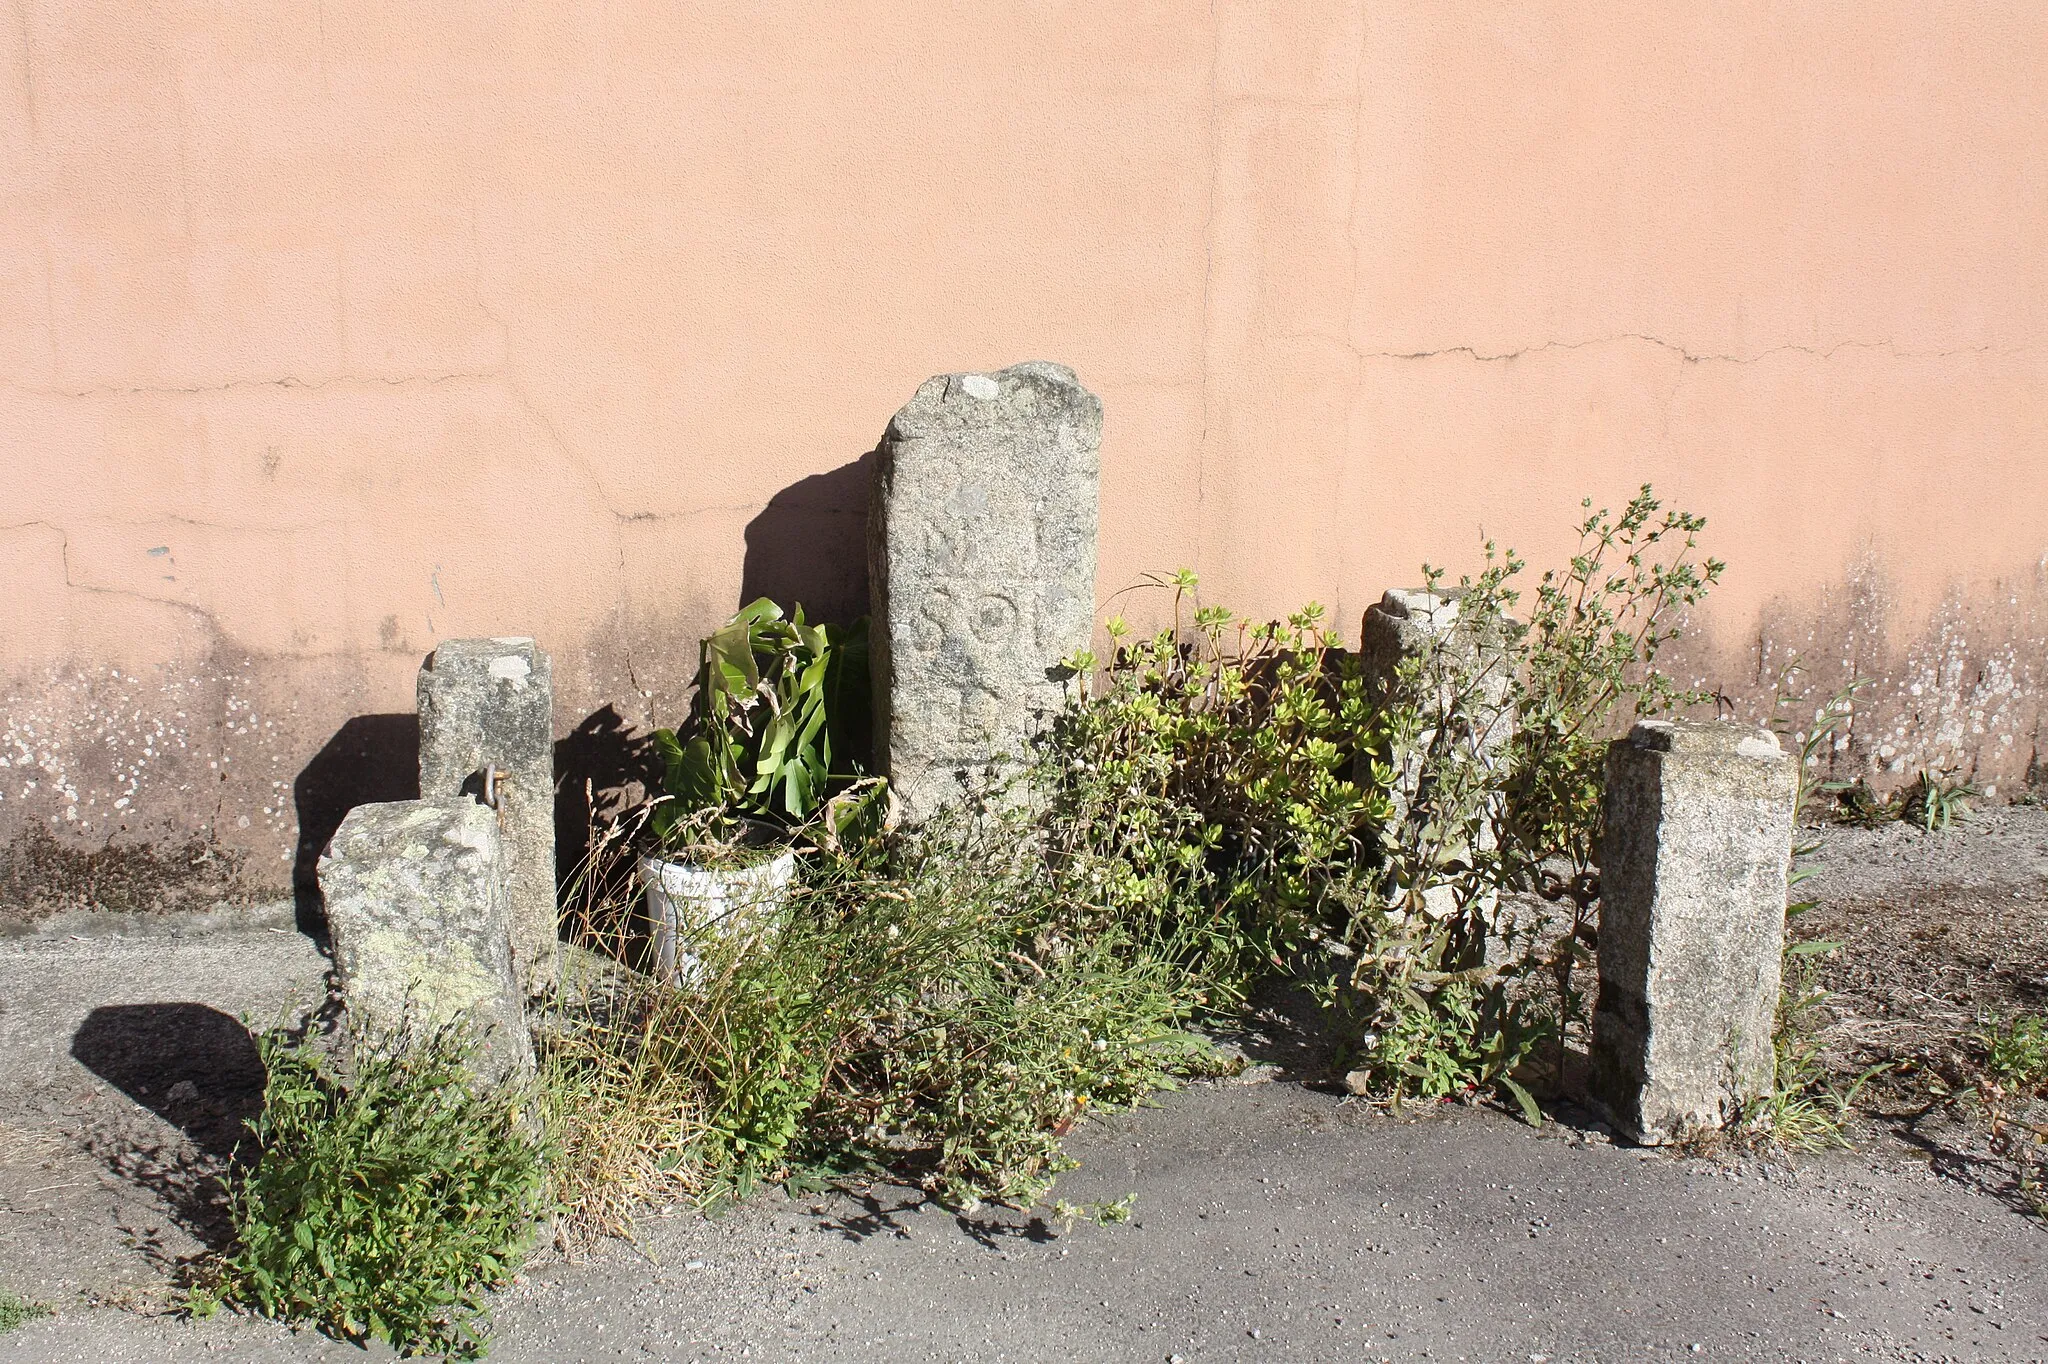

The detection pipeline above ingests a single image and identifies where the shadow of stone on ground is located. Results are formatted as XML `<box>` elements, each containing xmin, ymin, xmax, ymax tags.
<box><xmin>1201</xmin><ymin>975</ymin><xmax>1353</xmax><ymax>1086</ymax></box>
<box><xmin>69</xmin><ymin>1003</ymin><xmax>269</xmax><ymax>1251</ymax></box>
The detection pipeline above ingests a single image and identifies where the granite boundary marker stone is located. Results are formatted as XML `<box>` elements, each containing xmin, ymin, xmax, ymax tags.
<box><xmin>1356</xmin><ymin>587</ymin><xmax>1518</xmax><ymax>923</ymax></box>
<box><xmin>868</xmin><ymin>361</ymin><xmax>1101</xmax><ymax>821</ymax></box>
<box><xmin>318</xmin><ymin>796</ymin><xmax>535</xmax><ymax>1085</ymax></box>
<box><xmin>1590</xmin><ymin>717</ymin><xmax>1798</xmax><ymax>1143</ymax></box>
<box><xmin>418</xmin><ymin>637</ymin><xmax>557</xmax><ymax>995</ymax></box>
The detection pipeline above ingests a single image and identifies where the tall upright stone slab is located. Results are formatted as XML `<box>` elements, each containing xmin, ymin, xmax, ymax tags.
<box><xmin>418</xmin><ymin>637</ymin><xmax>557</xmax><ymax>995</ymax></box>
<box><xmin>869</xmin><ymin>362</ymin><xmax>1101</xmax><ymax>820</ymax></box>
<box><xmin>319</xmin><ymin>797</ymin><xmax>534</xmax><ymax>1085</ymax></box>
<box><xmin>1590</xmin><ymin>718</ymin><xmax>1798</xmax><ymax>1144</ymax></box>
<box><xmin>1357</xmin><ymin>588</ymin><xmax>1517</xmax><ymax>923</ymax></box>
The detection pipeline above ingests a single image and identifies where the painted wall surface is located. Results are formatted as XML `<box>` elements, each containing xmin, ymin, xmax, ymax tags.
<box><xmin>4</xmin><ymin>1</ymin><xmax>2044</xmax><ymax>905</ymax></box>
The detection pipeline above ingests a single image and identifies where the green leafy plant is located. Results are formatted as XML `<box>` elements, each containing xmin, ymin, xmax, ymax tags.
<box><xmin>1323</xmin><ymin>488</ymin><xmax>1721</xmax><ymax>1112</ymax></box>
<box><xmin>1342</xmin><ymin>909</ymin><xmax>1549</xmax><ymax>1126</ymax></box>
<box><xmin>652</xmin><ymin>599</ymin><xmax>874</xmax><ymax>846</ymax></box>
<box><xmin>1043</xmin><ymin>569</ymin><xmax>1388</xmax><ymax>1001</ymax></box>
<box><xmin>196</xmin><ymin>1028</ymin><xmax>551</xmax><ymax>1360</ymax></box>
<box><xmin>0</xmin><ymin>1287</ymin><xmax>49</xmax><ymax>1335</ymax></box>
<box><xmin>1898</xmin><ymin>768</ymin><xmax>1978</xmax><ymax>832</ymax></box>
<box><xmin>545</xmin><ymin>787</ymin><xmax>1235</xmax><ymax>1227</ymax></box>
<box><xmin>1980</xmin><ymin>1012</ymin><xmax>2048</xmax><ymax>1098</ymax></box>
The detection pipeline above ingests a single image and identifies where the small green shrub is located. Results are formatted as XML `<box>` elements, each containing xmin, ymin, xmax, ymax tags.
<box><xmin>0</xmin><ymin>1287</ymin><xmax>49</xmax><ymax>1335</ymax></box>
<box><xmin>1898</xmin><ymin>768</ymin><xmax>1978</xmax><ymax>832</ymax></box>
<box><xmin>651</xmin><ymin>597</ymin><xmax>874</xmax><ymax>844</ymax></box>
<box><xmin>199</xmin><ymin>1028</ymin><xmax>551</xmax><ymax>1360</ymax></box>
<box><xmin>1981</xmin><ymin>1013</ymin><xmax>2048</xmax><ymax>1097</ymax></box>
<box><xmin>1321</xmin><ymin>488</ymin><xmax>1720</xmax><ymax>1111</ymax></box>
<box><xmin>1498</xmin><ymin>489</ymin><xmax>1724</xmax><ymax>889</ymax></box>
<box><xmin>1044</xmin><ymin>571</ymin><xmax>1386</xmax><ymax>1000</ymax></box>
<box><xmin>546</xmin><ymin>790</ymin><xmax>1231</xmax><ymax>1224</ymax></box>
<box><xmin>1348</xmin><ymin>965</ymin><xmax>1548</xmax><ymax>1125</ymax></box>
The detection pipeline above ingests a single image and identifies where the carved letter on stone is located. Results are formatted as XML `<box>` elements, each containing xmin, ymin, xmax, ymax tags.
<box><xmin>868</xmin><ymin>362</ymin><xmax>1101</xmax><ymax>821</ymax></box>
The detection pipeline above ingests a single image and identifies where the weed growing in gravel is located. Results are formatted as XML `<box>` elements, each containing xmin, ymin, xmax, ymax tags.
<box><xmin>1827</xmin><ymin>768</ymin><xmax>1977</xmax><ymax>832</ymax></box>
<box><xmin>1046</xmin><ymin>571</ymin><xmax>1386</xmax><ymax>999</ymax></box>
<box><xmin>1980</xmin><ymin>1013</ymin><xmax>2048</xmax><ymax>1097</ymax></box>
<box><xmin>465</xmin><ymin>488</ymin><xmax>1739</xmax><ymax>1267</ymax></box>
<box><xmin>1898</xmin><ymin>769</ymin><xmax>1979</xmax><ymax>831</ymax></box>
<box><xmin>1970</xmin><ymin>1013</ymin><xmax>2048</xmax><ymax>1221</ymax></box>
<box><xmin>542</xmin><ymin>791</ymin><xmax>1239</xmax><ymax>1237</ymax></box>
<box><xmin>1739</xmin><ymin>957</ymin><xmax>1884</xmax><ymax>1152</ymax></box>
<box><xmin>0</xmin><ymin>1287</ymin><xmax>49</xmax><ymax>1335</ymax></box>
<box><xmin>194</xmin><ymin>1027</ymin><xmax>552</xmax><ymax>1360</ymax></box>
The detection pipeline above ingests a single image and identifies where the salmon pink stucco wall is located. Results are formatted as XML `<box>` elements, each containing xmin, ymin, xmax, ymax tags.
<box><xmin>3</xmin><ymin>1</ymin><xmax>2045</xmax><ymax>905</ymax></box>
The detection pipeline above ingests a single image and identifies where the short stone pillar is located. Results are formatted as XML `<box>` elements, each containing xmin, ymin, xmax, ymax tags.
<box><xmin>319</xmin><ymin>797</ymin><xmax>535</xmax><ymax>1085</ymax></box>
<box><xmin>1590</xmin><ymin>718</ymin><xmax>1798</xmax><ymax>1144</ymax></box>
<box><xmin>418</xmin><ymin>637</ymin><xmax>557</xmax><ymax>995</ymax></box>
<box><xmin>868</xmin><ymin>361</ymin><xmax>1101</xmax><ymax>821</ymax></box>
<box><xmin>1357</xmin><ymin>588</ymin><xmax>1517</xmax><ymax>922</ymax></box>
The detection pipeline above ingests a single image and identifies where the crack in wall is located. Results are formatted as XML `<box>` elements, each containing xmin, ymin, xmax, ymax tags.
<box><xmin>1334</xmin><ymin>11</ymin><xmax>1371</xmax><ymax>640</ymax></box>
<box><xmin>0</xmin><ymin>517</ymin><xmax>372</xmax><ymax>663</ymax></box>
<box><xmin>1192</xmin><ymin>0</ymin><xmax>1220</xmax><ymax>570</ymax></box>
<box><xmin>22</xmin><ymin>372</ymin><xmax>496</xmax><ymax>400</ymax></box>
<box><xmin>1340</xmin><ymin>334</ymin><xmax>2045</xmax><ymax>367</ymax></box>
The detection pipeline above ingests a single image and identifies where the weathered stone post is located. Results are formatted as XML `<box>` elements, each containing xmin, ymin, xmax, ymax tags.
<box><xmin>1590</xmin><ymin>718</ymin><xmax>1798</xmax><ymax>1143</ymax></box>
<box><xmin>417</xmin><ymin>638</ymin><xmax>557</xmax><ymax>995</ymax></box>
<box><xmin>868</xmin><ymin>362</ymin><xmax>1101</xmax><ymax>821</ymax></box>
<box><xmin>318</xmin><ymin>798</ymin><xmax>535</xmax><ymax>1085</ymax></box>
<box><xmin>1356</xmin><ymin>588</ymin><xmax>1517</xmax><ymax>922</ymax></box>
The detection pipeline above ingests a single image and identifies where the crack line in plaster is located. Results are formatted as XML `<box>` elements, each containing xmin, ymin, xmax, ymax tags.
<box><xmin>24</xmin><ymin>372</ymin><xmax>496</xmax><ymax>400</ymax></box>
<box><xmin>0</xmin><ymin>517</ymin><xmax>372</xmax><ymax>664</ymax></box>
<box><xmin>1331</xmin><ymin>13</ymin><xmax>1371</xmax><ymax>639</ymax></box>
<box><xmin>1192</xmin><ymin>0</ymin><xmax>1220</xmax><ymax>568</ymax></box>
<box><xmin>470</xmin><ymin>294</ymin><xmax>712</xmax><ymax>533</ymax></box>
<box><xmin>5</xmin><ymin>517</ymin><xmax>229</xmax><ymax>634</ymax></box>
<box><xmin>1333</xmin><ymin>334</ymin><xmax>2045</xmax><ymax>367</ymax></box>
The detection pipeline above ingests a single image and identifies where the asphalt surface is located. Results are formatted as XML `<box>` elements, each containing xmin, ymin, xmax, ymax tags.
<box><xmin>2</xmin><ymin>884</ymin><xmax>2044</xmax><ymax>1363</ymax></box>
<box><xmin>3</xmin><ymin>1073</ymin><xmax>2044</xmax><ymax>1363</ymax></box>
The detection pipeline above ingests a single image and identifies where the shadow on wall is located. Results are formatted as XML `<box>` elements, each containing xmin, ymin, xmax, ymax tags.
<box><xmin>287</xmin><ymin>454</ymin><xmax>873</xmax><ymax>941</ymax></box>
<box><xmin>553</xmin><ymin>704</ymin><xmax>662</xmax><ymax>904</ymax></box>
<box><xmin>292</xmin><ymin>714</ymin><xmax>420</xmax><ymax>937</ymax></box>
<box><xmin>741</xmin><ymin>451</ymin><xmax>873</xmax><ymax>625</ymax></box>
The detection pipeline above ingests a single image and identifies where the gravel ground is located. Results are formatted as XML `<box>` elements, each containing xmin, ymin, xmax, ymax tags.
<box><xmin>0</xmin><ymin>809</ymin><xmax>2043</xmax><ymax>1362</ymax></box>
<box><xmin>3</xmin><ymin>1084</ymin><xmax>2044</xmax><ymax>1363</ymax></box>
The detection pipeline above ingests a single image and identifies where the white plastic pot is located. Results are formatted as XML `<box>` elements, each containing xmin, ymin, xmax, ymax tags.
<box><xmin>636</xmin><ymin>845</ymin><xmax>798</xmax><ymax>983</ymax></box>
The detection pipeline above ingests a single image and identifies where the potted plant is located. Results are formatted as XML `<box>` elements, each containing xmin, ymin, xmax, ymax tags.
<box><xmin>638</xmin><ymin>598</ymin><xmax>886</xmax><ymax>980</ymax></box>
